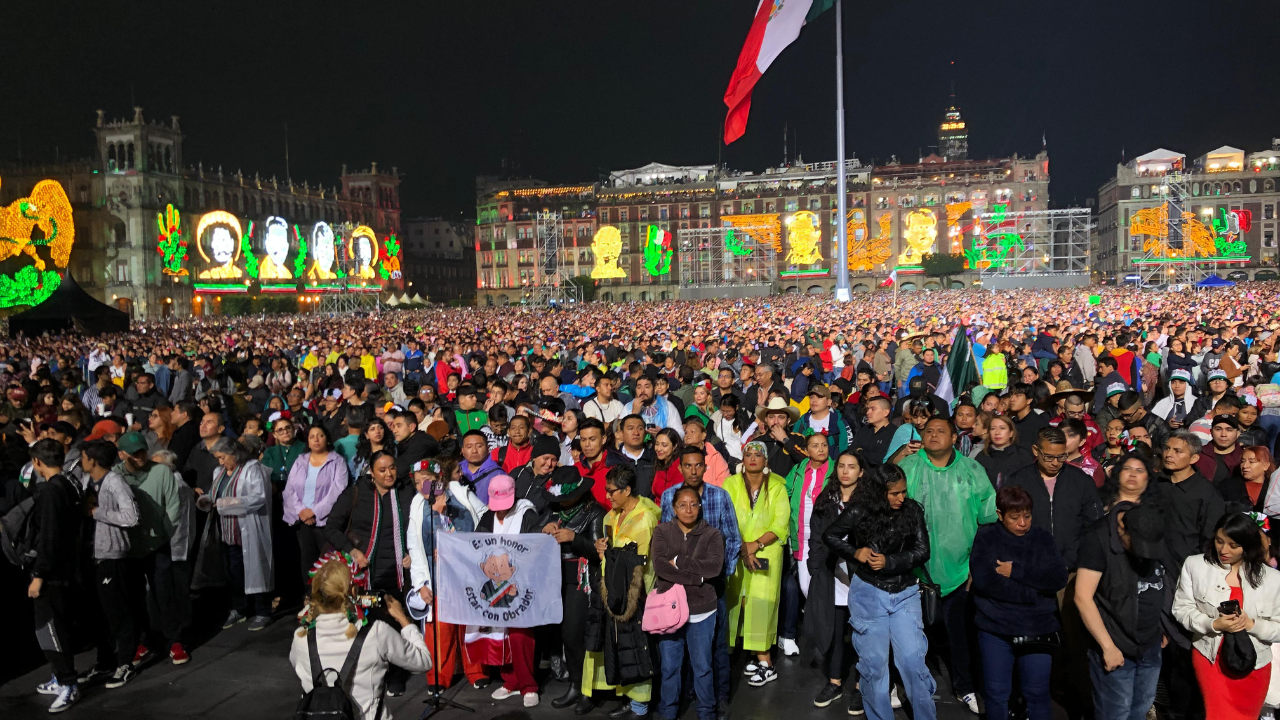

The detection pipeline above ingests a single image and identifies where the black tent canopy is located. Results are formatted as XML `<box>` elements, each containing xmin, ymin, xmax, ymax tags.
<box><xmin>8</xmin><ymin>273</ymin><xmax>130</xmax><ymax>337</ymax></box>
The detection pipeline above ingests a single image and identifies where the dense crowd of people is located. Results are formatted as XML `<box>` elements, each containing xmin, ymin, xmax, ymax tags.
<box><xmin>5</xmin><ymin>285</ymin><xmax>1280</xmax><ymax>720</ymax></box>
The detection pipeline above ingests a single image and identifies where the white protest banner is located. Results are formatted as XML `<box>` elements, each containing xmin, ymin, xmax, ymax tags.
<box><xmin>436</xmin><ymin>532</ymin><xmax>563</xmax><ymax>628</ymax></box>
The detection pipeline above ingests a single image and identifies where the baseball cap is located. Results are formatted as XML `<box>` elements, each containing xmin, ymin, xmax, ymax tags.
<box><xmin>1118</xmin><ymin>502</ymin><xmax>1165</xmax><ymax>561</ymax></box>
<box><xmin>1208</xmin><ymin>369</ymin><xmax>1228</xmax><ymax>382</ymax></box>
<box><xmin>117</xmin><ymin>432</ymin><xmax>148</xmax><ymax>456</ymax></box>
<box><xmin>1106</xmin><ymin>382</ymin><xmax>1127</xmax><ymax>399</ymax></box>
<box><xmin>807</xmin><ymin>384</ymin><xmax>831</xmax><ymax>399</ymax></box>
<box><xmin>488</xmin><ymin>474</ymin><xmax>516</xmax><ymax>511</ymax></box>
<box><xmin>84</xmin><ymin>419</ymin><xmax>122</xmax><ymax>441</ymax></box>
<box><xmin>1170</xmin><ymin>369</ymin><xmax>1191</xmax><ymax>383</ymax></box>
<box><xmin>1211</xmin><ymin>414</ymin><xmax>1239</xmax><ymax>430</ymax></box>
<box><xmin>1212</xmin><ymin>338</ymin><xmax>1224</xmax><ymax>350</ymax></box>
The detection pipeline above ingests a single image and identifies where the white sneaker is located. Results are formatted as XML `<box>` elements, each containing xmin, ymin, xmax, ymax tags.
<box><xmin>523</xmin><ymin>692</ymin><xmax>540</xmax><ymax>708</ymax></box>
<box><xmin>780</xmin><ymin>638</ymin><xmax>800</xmax><ymax>656</ymax></box>
<box><xmin>959</xmin><ymin>692</ymin><xmax>980</xmax><ymax>714</ymax></box>
<box><xmin>890</xmin><ymin>686</ymin><xmax>902</xmax><ymax>709</ymax></box>
<box><xmin>48</xmin><ymin>684</ymin><xmax>79</xmax><ymax>714</ymax></box>
<box><xmin>491</xmin><ymin>686</ymin><xmax>520</xmax><ymax>700</ymax></box>
<box><xmin>36</xmin><ymin>676</ymin><xmax>61</xmax><ymax>696</ymax></box>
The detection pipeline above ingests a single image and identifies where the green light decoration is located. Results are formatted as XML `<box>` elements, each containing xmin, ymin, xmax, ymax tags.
<box><xmin>334</xmin><ymin>232</ymin><xmax>346</xmax><ymax>279</ymax></box>
<box><xmin>293</xmin><ymin>225</ymin><xmax>308</xmax><ymax>278</ymax></box>
<box><xmin>644</xmin><ymin>226</ymin><xmax>673</xmax><ymax>275</ymax></box>
<box><xmin>0</xmin><ymin>266</ymin><xmax>60</xmax><ymax>307</ymax></box>
<box><xmin>155</xmin><ymin>205</ymin><xmax>188</xmax><ymax>276</ymax></box>
<box><xmin>963</xmin><ymin>204</ymin><xmax>1026</xmax><ymax>270</ymax></box>
<box><xmin>240</xmin><ymin>221</ymin><xmax>259</xmax><ymax>279</ymax></box>
<box><xmin>724</xmin><ymin>228</ymin><xmax>753</xmax><ymax>257</ymax></box>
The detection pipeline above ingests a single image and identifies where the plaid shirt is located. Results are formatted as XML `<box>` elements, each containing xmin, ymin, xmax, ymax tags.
<box><xmin>660</xmin><ymin>482</ymin><xmax>742</xmax><ymax>579</ymax></box>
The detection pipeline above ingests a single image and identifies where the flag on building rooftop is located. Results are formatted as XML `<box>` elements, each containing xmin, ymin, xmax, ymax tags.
<box><xmin>936</xmin><ymin>327</ymin><xmax>978</xmax><ymax>407</ymax></box>
<box><xmin>723</xmin><ymin>0</ymin><xmax>835</xmax><ymax>144</ymax></box>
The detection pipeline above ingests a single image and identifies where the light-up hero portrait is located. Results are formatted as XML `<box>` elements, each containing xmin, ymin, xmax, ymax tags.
<box><xmin>309</xmin><ymin>221</ymin><xmax>337</xmax><ymax>279</ymax></box>
<box><xmin>258</xmin><ymin>216</ymin><xmax>292</xmax><ymax>279</ymax></box>
<box><xmin>351</xmin><ymin>225</ymin><xmax>377</xmax><ymax>279</ymax></box>
<box><xmin>195</xmin><ymin>211</ymin><xmax>244</xmax><ymax>279</ymax></box>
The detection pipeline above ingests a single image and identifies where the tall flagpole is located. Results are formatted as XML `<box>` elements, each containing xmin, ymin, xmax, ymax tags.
<box><xmin>833</xmin><ymin>0</ymin><xmax>850</xmax><ymax>302</ymax></box>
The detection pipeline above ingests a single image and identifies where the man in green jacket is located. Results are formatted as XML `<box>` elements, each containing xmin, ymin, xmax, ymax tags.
<box><xmin>893</xmin><ymin>338</ymin><xmax>921</xmax><ymax>398</ymax></box>
<box><xmin>116</xmin><ymin>432</ymin><xmax>186</xmax><ymax>670</ymax></box>
<box><xmin>898</xmin><ymin>417</ymin><xmax>995</xmax><ymax>714</ymax></box>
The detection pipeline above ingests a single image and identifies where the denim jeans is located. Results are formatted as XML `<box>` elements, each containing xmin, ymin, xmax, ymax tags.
<box><xmin>1088</xmin><ymin>643</ymin><xmax>1161</xmax><ymax>720</ymax></box>
<box><xmin>978</xmin><ymin>631</ymin><xmax>1052</xmax><ymax>720</ymax></box>
<box><xmin>847</xmin><ymin>575</ymin><xmax>937</xmax><ymax>720</ymax></box>
<box><xmin>658</xmin><ymin>615</ymin><xmax>716</xmax><ymax>720</ymax></box>
<box><xmin>1256</xmin><ymin>414</ymin><xmax>1280</xmax><ymax>454</ymax></box>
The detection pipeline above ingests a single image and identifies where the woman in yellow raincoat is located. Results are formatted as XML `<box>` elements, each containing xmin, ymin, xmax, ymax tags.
<box><xmin>581</xmin><ymin>465</ymin><xmax>661</xmax><ymax>716</ymax></box>
<box><xmin>724</xmin><ymin>441</ymin><xmax>790</xmax><ymax>688</ymax></box>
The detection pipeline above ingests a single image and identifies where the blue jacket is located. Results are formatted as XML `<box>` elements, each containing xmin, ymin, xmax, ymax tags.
<box><xmin>969</xmin><ymin>524</ymin><xmax>1068</xmax><ymax>637</ymax></box>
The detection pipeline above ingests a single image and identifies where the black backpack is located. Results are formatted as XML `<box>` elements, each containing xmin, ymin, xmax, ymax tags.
<box><xmin>0</xmin><ymin>495</ymin><xmax>37</xmax><ymax>569</ymax></box>
<box><xmin>294</xmin><ymin>622</ymin><xmax>382</xmax><ymax>720</ymax></box>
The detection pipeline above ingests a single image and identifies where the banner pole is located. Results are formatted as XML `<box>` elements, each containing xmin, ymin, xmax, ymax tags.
<box><xmin>833</xmin><ymin>0</ymin><xmax>850</xmax><ymax>302</ymax></box>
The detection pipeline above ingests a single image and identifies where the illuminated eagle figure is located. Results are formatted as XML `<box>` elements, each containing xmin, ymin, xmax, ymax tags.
<box><xmin>590</xmin><ymin>226</ymin><xmax>627</xmax><ymax>279</ymax></box>
<box><xmin>0</xmin><ymin>177</ymin><xmax>75</xmax><ymax>271</ymax></box>
<box><xmin>785</xmin><ymin>211</ymin><xmax>823</xmax><ymax>265</ymax></box>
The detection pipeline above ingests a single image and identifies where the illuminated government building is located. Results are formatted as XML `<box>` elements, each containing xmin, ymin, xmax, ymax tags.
<box><xmin>474</xmin><ymin>102</ymin><xmax>1050</xmax><ymax>305</ymax></box>
<box><xmin>0</xmin><ymin>106</ymin><xmax>402</xmax><ymax>319</ymax></box>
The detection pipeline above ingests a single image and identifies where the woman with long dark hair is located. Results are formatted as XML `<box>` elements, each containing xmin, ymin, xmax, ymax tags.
<box><xmin>822</xmin><ymin>464</ymin><xmax>934</xmax><ymax>720</ymax></box>
<box><xmin>1173</xmin><ymin>512</ymin><xmax>1280</xmax><ymax>720</ymax></box>
<box><xmin>1099</xmin><ymin>451</ymin><xmax>1157</xmax><ymax>511</ymax></box>
<box><xmin>648</xmin><ymin>428</ymin><xmax>685</xmax><ymax>498</ymax></box>
<box><xmin>805</xmin><ymin>450</ymin><xmax>867</xmax><ymax>712</ymax></box>
<box><xmin>975</xmin><ymin>415</ymin><xmax>1033</xmax><ymax>488</ymax></box>
<box><xmin>711</xmin><ymin>394</ymin><xmax>751</xmax><ymax>462</ymax></box>
<box><xmin>353</xmin><ymin>416</ymin><xmax>391</xmax><ymax>480</ymax></box>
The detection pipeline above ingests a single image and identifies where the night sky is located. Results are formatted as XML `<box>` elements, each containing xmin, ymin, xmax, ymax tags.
<box><xmin>3</xmin><ymin>0</ymin><xmax>1278</xmax><ymax>218</ymax></box>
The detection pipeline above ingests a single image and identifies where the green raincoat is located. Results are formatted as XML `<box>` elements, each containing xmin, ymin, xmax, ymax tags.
<box><xmin>900</xmin><ymin>449</ymin><xmax>996</xmax><ymax>595</ymax></box>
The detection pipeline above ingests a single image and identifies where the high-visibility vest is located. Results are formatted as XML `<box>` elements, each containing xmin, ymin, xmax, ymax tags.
<box><xmin>983</xmin><ymin>353</ymin><xmax>1008</xmax><ymax>389</ymax></box>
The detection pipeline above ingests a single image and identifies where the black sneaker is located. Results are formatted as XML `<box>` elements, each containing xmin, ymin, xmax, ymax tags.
<box><xmin>76</xmin><ymin>667</ymin><xmax>112</xmax><ymax>685</ymax></box>
<box><xmin>814</xmin><ymin>682</ymin><xmax>844</xmax><ymax>707</ymax></box>
<box><xmin>747</xmin><ymin>664</ymin><xmax>777</xmax><ymax>687</ymax></box>
<box><xmin>104</xmin><ymin>664</ymin><xmax>135</xmax><ymax>690</ymax></box>
<box><xmin>472</xmin><ymin>677</ymin><xmax>492</xmax><ymax>690</ymax></box>
<box><xmin>717</xmin><ymin>700</ymin><xmax>731</xmax><ymax>720</ymax></box>
<box><xmin>847</xmin><ymin>687</ymin><xmax>865</xmax><ymax>716</ymax></box>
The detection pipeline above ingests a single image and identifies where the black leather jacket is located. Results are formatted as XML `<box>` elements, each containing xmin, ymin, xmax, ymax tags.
<box><xmin>822</xmin><ymin>500</ymin><xmax>930</xmax><ymax>594</ymax></box>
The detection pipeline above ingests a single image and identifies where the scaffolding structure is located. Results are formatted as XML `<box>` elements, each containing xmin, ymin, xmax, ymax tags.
<box><xmin>975</xmin><ymin>207</ymin><xmax>1092</xmax><ymax>283</ymax></box>
<box><xmin>678</xmin><ymin>225</ymin><xmax>778</xmax><ymax>288</ymax></box>
<box><xmin>316</xmin><ymin>289</ymin><xmax>381</xmax><ymax>314</ymax></box>
<box><xmin>1133</xmin><ymin>172</ymin><xmax>1203</xmax><ymax>287</ymax></box>
<box><xmin>526</xmin><ymin>210</ymin><xmax>581</xmax><ymax>305</ymax></box>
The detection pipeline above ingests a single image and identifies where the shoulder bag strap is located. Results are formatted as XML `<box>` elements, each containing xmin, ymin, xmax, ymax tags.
<box><xmin>339</xmin><ymin>621</ymin><xmax>375</xmax><ymax>690</ymax></box>
<box><xmin>307</xmin><ymin>629</ymin><xmax>330</xmax><ymax>687</ymax></box>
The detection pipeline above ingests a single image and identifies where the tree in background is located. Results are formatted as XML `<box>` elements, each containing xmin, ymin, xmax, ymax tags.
<box><xmin>921</xmin><ymin>252</ymin><xmax>967</xmax><ymax>289</ymax></box>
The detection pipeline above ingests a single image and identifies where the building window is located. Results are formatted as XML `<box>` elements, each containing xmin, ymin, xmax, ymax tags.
<box><xmin>115</xmin><ymin>260</ymin><xmax>129</xmax><ymax>283</ymax></box>
<box><xmin>681</xmin><ymin>206</ymin><xmax>691</xmax><ymax>219</ymax></box>
<box><xmin>639</xmin><ymin>208</ymin><xmax>648</xmax><ymax>220</ymax></box>
<box><xmin>699</xmin><ymin>204</ymin><xmax>710</xmax><ymax>218</ymax></box>
<box><xmin>1131</xmin><ymin>187</ymin><xmax>1142</xmax><ymax>199</ymax></box>
<box><xmin>659</xmin><ymin>207</ymin><xmax>669</xmax><ymax>220</ymax></box>
<box><xmin>765</xmin><ymin>202</ymin><xmax>776</xmax><ymax>212</ymax></box>
<box><xmin>785</xmin><ymin>200</ymin><xmax>798</xmax><ymax>211</ymax></box>
<box><xmin>1267</xmin><ymin>205</ymin><xmax>1275</xmax><ymax>220</ymax></box>
<box><xmin>809</xmin><ymin>198</ymin><xmax>821</xmax><ymax>210</ymax></box>
<box><xmin>721</xmin><ymin>204</ymin><xmax>732</xmax><ymax>215</ymax></box>
<box><xmin>742</xmin><ymin>202</ymin><xmax>754</xmax><ymax>213</ymax></box>
<box><xmin>1266</xmin><ymin>231</ymin><xmax>1276</xmax><ymax>248</ymax></box>
<box><xmin>620</xmin><ymin>209</ymin><xmax>628</xmax><ymax>222</ymax></box>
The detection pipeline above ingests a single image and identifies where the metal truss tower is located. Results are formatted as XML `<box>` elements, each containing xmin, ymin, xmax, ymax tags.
<box><xmin>976</xmin><ymin>207</ymin><xmax>1092</xmax><ymax>285</ymax></box>
<box><xmin>1135</xmin><ymin>172</ymin><xmax>1202</xmax><ymax>288</ymax></box>
<box><xmin>677</xmin><ymin>225</ymin><xmax>778</xmax><ymax>288</ymax></box>
<box><xmin>527</xmin><ymin>211</ymin><xmax>581</xmax><ymax>305</ymax></box>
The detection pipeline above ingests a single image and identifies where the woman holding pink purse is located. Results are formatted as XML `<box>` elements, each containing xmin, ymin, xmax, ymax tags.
<box><xmin>650</xmin><ymin>486</ymin><xmax>725</xmax><ymax>720</ymax></box>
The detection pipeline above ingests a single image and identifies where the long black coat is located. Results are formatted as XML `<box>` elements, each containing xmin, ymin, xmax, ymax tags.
<box><xmin>804</xmin><ymin>498</ymin><xmax>846</xmax><ymax>658</ymax></box>
<box><xmin>584</xmin><ymin>544</ymin><xmax>652</xmax><ymax>687</ymax></box>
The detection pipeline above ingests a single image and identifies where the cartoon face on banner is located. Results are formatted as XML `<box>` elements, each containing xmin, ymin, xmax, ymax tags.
<box><xmin>259</xmin><ymin>216</ymin><xmax>293</xmax><ymax>279</ymax></box>
<box><xmin>195</xmin><ymin>211</ymin><xmax>244</xmax><ymax>279</ymax></box>
<box><xmin>479</xmin><ymin>550</ymin><xmax>519</xmax><ymax>608</ymax></box>
<box><xmin>309</xmin><ymin>222</ymin><xmax>336</xmax><ymax>279</ymax></box>
<box><xmin>352</xmin><ymin>225</ymin><xmax>377</xmax><ymax>279</ymax></box>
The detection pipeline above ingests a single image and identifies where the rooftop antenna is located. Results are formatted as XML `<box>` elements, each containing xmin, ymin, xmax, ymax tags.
<box><xmin>783</xmin><ymin>122</ymin><xmax>788</xmax><ymax>167</ymax></box>
<box><xmin>284</xmin><ymin>122</ymin><xmax>291</xmax><ymax>183</ymax></box>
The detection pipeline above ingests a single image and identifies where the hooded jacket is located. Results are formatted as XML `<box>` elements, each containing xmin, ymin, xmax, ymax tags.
<box><xmin>1151</xmin><ymin>379</ymin><xmax>1199</xmax><ymax>422</ymax></box>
